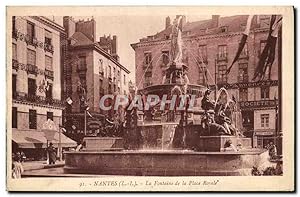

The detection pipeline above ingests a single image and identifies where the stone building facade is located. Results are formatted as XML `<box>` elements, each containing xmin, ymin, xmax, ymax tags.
<box><xmin>11</xmin><ymin>16</ymin><xmax>65</xmax><ymax>133</ymax></box>
<box><xmin>62</xmin><ymin>17</ymin><xmax>130</xmax><ymax>137</ymax></box>
<box><xmin>131</xmin><ymin>15</ymin><xmax>281</xmax><ymax>148</ymax></box>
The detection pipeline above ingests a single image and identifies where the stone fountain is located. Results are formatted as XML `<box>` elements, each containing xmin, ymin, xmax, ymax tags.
<box><xmin>64</xmin><ymin>16</ymin><xmax>268</xmax><ymax>176</ymax></box>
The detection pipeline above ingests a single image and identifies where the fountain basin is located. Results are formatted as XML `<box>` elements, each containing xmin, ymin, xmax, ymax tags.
<box><xmin>64</xmin><ymin>149</ymin><xmax>267</xmax><ymax>176</ymax></box>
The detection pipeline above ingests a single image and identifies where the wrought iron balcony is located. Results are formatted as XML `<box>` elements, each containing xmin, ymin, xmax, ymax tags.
<box><xmin>13</xmin><ymin>92</ymin><xmax>64</xmax><ymax>108</ymax></box>
<box><xmin>27</xmin><ymin>64</ymin><xmax>38</xmax><ymax>75</ymax></box>
<box><xmin>12</xmin><ymin>59</ymin><xmax>19</xmax><ymax>71</ymax></box>
<box><xmin>45</xmin><ymin>69</ymin><xmax>54</xmax><ymax>80</ymax></box>
<box><xmin>44</xmin><ymin>43</ymin><xmax>54</xmax><ymax>53</ymax></box>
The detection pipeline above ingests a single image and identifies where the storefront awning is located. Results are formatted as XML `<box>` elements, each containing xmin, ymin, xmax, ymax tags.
<box><xmin>12</xmin><ymin>130</ymin><xmax>77</xmax><ymax>149</ymax></box>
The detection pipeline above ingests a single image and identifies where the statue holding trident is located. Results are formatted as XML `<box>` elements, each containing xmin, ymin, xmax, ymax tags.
<box><xmin>170</xmin><ymin>15</ymin><xmax>183</xmax><ymax>64</ymax></box>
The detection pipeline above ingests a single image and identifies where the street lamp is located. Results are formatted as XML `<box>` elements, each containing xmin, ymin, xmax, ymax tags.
<box><xmin>83</xmin><ymin>103</ymin><xmax>89</xmax><ymax>136</ymax></box>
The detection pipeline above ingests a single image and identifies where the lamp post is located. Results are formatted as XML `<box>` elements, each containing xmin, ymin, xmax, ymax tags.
<box><xmin>84</xmin><ymin>104</ymin><xmax>89</xmax><ymax>136</ymax></box>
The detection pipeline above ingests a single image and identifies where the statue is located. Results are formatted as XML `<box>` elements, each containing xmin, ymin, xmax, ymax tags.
<box><xmin>170</xmin><ymin>16</ymin><xmax>183</xmax><ymax>63</ymax></box>
<box><xmin>201</xmin><ymin>89</ymin><xmax>215</xmax><ymax>111</ymax></box>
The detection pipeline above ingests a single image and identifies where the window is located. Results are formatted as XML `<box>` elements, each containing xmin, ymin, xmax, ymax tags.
<box><xmin>261</xmin><ymin>114</ymin><xmax>270</xmax><ymax>128</ymax></box>
<box><xmin>12</xmin><ymin>43</ymin><xmax>17</xmax><ymax>60</ymax></box>
<box><xmin>108</xmin><ymin>84</ymin><xmax>112</xmax><ymax>94</ymax></box>
<box><xmin>99</xmin><ymin>79</ymin><xmax>103</xmax><ymax>94</ymax></box>
<box><xmin>28</xmin><ymin>78</ymin><xmax>36</xmax><ymax>96</ymax></box>
<box><xmin>78</xmin><ymin>56</ymin><xmax>86</xmax><ymax>70</ymax></box>
<box><xmin>260</xmin><ymin>40</ymin><xmax>267</xmax><ymax>55</ymax></box>
<box><xmin>238</xmin><ymin>63</ymin><xmax>248</xmax><ymax>82</ymax></box>
<box><xmin>12</xmin><ymin>16</ymin><xmax>16</xmax><ymax>32</ymax></box>
<box><xmin>198</xmin><ymin>67</ymin><xmax>207</xmax><ymax>85</ymax></box>
<box><xmin>144</xmin><ymin>52</ymin><xmax>152</xmax><ymax>66</ymax></box>
<box><xmin>12</xmin><ymin>107</ymin><xmax>17</xmax><ymax>128</ymax></box>
<box><xmin>218</xmin><ymin>45</ymin><xmax>227</xmax><ymax>60</ymax></box>
<box><xmin>45</xmin><ymin>55</ymin><xmax>53</xmax><ymax>70</ymax></box>
<box><xmin>239</xmin><ymin>88</ymin><xmax>248</xmax><ymax>101</ymax></box>
<box><xmin>108</xmin><ymin>66</ymin><xmax>112</xmax><ymax>78</ymax></box>
<box><xmin>27</xmin><ymin>49</ymin><xmax>36</xmax><ymax>65</ymax></box>
<box><xmin>123</xmin><ymin>74</ymin><xmax>126</xmax><ymax>85</ymax></box>
<box><xmin>27</xmin><ymin>21</ymin><xmax>35</xmax><ymax>43</ymax></box>
<box><xmin>29</xmin><ymin>109</ymin><xmax>37</xmax><ymax>129</ymax></box>
<box><xmin>198</xmin><ymin>45</ymin><xmax>207</xmax><ymax>62</ymax></box>
<box><xmin>220</xmin><ymin>26</ymin><xmax>228</xmax><ymax>33</ymax></box>
<box><xmin>261</xmin><ymin>86</ymin><xmax>270</xmax><ymax>99</ymax></box>
<box><xmin>99</xmin><ymin>59</ymin><xmax>103</xmax><ymax>73</ymax></box>
<box><xmin>12</xmin><ymin>74</ymin><xmax>17</xmax><ymax>99</ymax></box>
<box><xmin>162</xmin><ymin>50</ymin><xmax>169</xmax><ymax>65</ymax></box>
<box><xmin>45</xmin><ymin>30</ymin><xmax>52</xmax><ymax>45</ymax></box>
<box><xmin>144</xmin><ymin>76</ymin><xmax>152</xmax><ymax>87</ymax></box>
<box><xmin>218</xmin><ymin>64</ymin><xmax>227</xmax><ymax>83</ymax></box>
<box><xmin>47</xmin><ymin>112</ymin><xmax>53</xmax><ymax>121</ymax></box>
<box><xmin>45</xmin><ymin>83</ymin><xmax>53</xmax><ymax>99</ymax></box>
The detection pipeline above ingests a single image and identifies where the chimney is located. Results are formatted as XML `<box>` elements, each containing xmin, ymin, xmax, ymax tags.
<box><xmin>63</xmin><ymin>16</ymin><xmax>76</xmax><ymax>38</ymax></box>
<box><xmin>211</xmin><ymin>15</ymin><xmax>220</xmax><ymax>28</ymax></box>
<box><xmin>165</xmin><ymin>16</ymin><xmax>171</xmax><ymax>29</ymax></box>
<box><xmin>112</xmin><ymin>35</ymin><xmax>117</xmax><ymax>55</ymax></box>
<box><xmin>75</xmin><ymin>18</ymin><xmax>96</xmax><ymax>42</ymax></box>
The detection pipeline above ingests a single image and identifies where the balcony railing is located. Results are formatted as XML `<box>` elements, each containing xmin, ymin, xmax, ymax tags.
<box><xmin>12</xmin><ymin>59</ymin><xmax>19</xmax><ymax>71</ymax></box>
<box><xmin>44</xmin><ymin>43</ymin><xmax>54</xmax><ymax>53</ymax></box>
<box><xmin>27</xmin><ymin>64</ymin><xmax>38</xmax><ymax>75</ymax></box>
<box><xmin>13</xmin><ymin>92</ymin><xmax>64</xmax><ymax>108</ymax></box>
<box><xmin>45</xmin><ymin>69</ymin><xmax>54</xmax><ymax>80</ymax></box>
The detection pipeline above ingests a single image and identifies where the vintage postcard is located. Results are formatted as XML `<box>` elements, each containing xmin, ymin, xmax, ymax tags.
<box><xmin>6</xmin><ymin>6</ymin><xmax>294</xmax><ymax>192</ymax></box>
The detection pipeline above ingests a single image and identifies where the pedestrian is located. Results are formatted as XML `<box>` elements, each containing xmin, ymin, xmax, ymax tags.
<box><xmin>47</xmin><ymin>142</ymin><xmax>56</xmax><ymax>165</ymax></box>
<box><xmin>12</xmin><ymin>153</ymin><xmax>24</xmax><ymax>179</ymax></box>
<box><xmin>268</xmin><ymin>141</ymin><xmax>277</xmax><ymax>159</ymax></box>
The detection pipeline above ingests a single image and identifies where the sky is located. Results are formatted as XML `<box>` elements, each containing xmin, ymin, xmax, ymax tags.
<box><xmin>54</xmin><ymin>15</ymin><xmax>212</xmax><ymax>83</ymax></box>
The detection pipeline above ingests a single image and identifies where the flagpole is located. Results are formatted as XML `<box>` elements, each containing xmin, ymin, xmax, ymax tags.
<box><xmin>277</xmin><ymin>20</ymin><xmax>282</xmax><ymax>154</ymax></box>
<box><xmin>84</xmin><ymin>109</ymin><xmax>87</xmax><ymax>136</ymax></box>
<box><xmin>214</xmin><ymin>58</ymin><xmax>217</xmax><ymax>101</ymax></box>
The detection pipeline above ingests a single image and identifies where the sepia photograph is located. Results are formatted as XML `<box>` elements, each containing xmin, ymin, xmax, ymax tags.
<box><xmin>6</xmin><ymin>6</ymin><xmax>294</xmax><ymax>192</ymax></box>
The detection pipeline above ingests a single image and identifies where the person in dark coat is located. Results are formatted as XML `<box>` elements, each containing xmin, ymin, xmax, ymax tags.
<box><xmin>47</xmin><ymin>142</ymin><xmax>56</xmax><ymax>165</ymax></box>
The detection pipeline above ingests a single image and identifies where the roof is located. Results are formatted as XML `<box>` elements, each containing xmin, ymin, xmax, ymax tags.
<box><xmin>133</xmin><ymin>15</ymin><xmax>259</xmax><ymax>46</ymax></box>
<box><xmin>70</xmin><ymin>32</ymin><xmax>94</xmax><ymax>47</ymax></box>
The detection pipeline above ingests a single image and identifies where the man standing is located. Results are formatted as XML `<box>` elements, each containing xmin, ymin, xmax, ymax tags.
<box><xmin>47</xmin><ymin>142</ymin><xmax>56</xmax><ymax>165</ymax></box>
